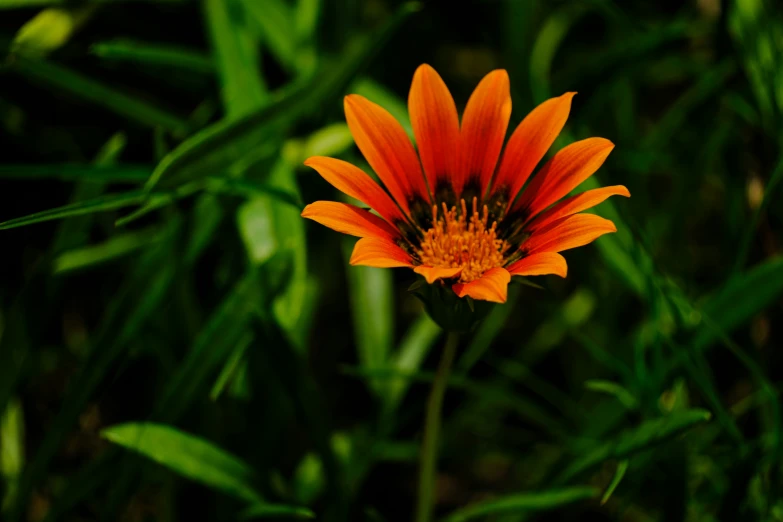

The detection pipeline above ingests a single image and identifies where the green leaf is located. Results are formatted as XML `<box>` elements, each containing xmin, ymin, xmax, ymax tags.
<box><xmin>284</xmin><ymin>123</ymin><xmax>355</xmax><ymax>164</ymax></box>
<box><xmin>265</xmin><ymin>159</ymin><xmax>310</xmax><ymax>350</ymax></box>
<box><xmin>52</xmin><ymin>228</ymin><xmax>161</xmax><ymax>274</ymax></box>
<box><xmin>443</xmin><ymin>487</ymin><xmax>599</xmax><ymax>522</ymax></box>
<box><xmin>0</xmin><ymin>164</ymin><xmax>150</xmax><ymax>183</ymax></box>
<box><xmin>0</xmin><ymin>184</ymin><xmax>204</xmax><ymax>231</ymax></box>
<box><xmin>208</xmin><ymin>177</ymin><xmax>303</xmax><ymax>209</ymax></box>
<box><xmin>584</xmin><ymin>380</ymin><xmax>638</xmax><ymax>410</ymax></box>
<box><xmin>342</xmin><ymin>238</ymin><xmax>394</xmax><ymax>396</ymax></box>
<box><xmin>205</xmin><ymin>0</ymin><xmax>268</xmax><ymax>118</ymax></box>
<box><xmin>239</xmin><ymin>503</ymin><xmax>315</xmax><ymax>519</ymax></box>
<box><xmin>601</xmin><ymin>459</ymin><xmax>629</xmax><ymax>505</ymax></box>
<box><xmin>384</xmin><ymin>314</ymin><xmax>441</xmax><ymax>413</ymax></box>
<box><xmin>694</xmin><ymin>256</ymin><xmax>783</xmax><ymax>352</ymax></box>
<box><xmin>0</xmin><ymin>190</ymin><xmax>147</xmax><ymax>230</ymax></box>
<box><xmin>102</xmin><ymin>422</ymin><xmax>263</xmax><ymax>503</ymax></box>
<box><xmin>154</xmin><ymin>269</ymin><xmax>262</xmax><ymax>421</ymax></box>
<box><xmin>241</xmin><ymin>0</ymin><xmax>300</xmax><ymax>73</ymax></box>
<box><xmin>7</xmin><ymin>55</ymin><xmax>192</xmax><ymax>137</ymax></box>
<box><xmin>91</xmin><ymin>39</ymin><xmax>215</xmax><ymax>74</ymax></box>
<box><xmin>237</xmin><ymin>198</ymin><xmax>279</xmax><ymax>266</ymax></box>
<box><xmin>557</xmin><ymin>409</ymin><xmax>711</xmax><ymax>483</ymax></box>
<box><xmin>529</xmin><ymin>2</ymin><xmax>592</xmax><ymax>102</ymax></box>
<box><xmin>457</xmin><ymin>285</ymin><xmax>519</xmax><ymax>372</ymax></box>
<box><xmin>144</xmin><ymin>2</ymin><xmax>420</xmax><ymax>191</ymax></box>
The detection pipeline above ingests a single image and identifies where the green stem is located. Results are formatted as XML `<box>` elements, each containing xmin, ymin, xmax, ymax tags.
<box><xmin>415</xmin><ymin>331</ymin><xmax>458</xmax><ymax>522</ymax></box>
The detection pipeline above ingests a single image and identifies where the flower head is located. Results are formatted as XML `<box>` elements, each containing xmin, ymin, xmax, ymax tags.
<box><xmin>302</xmin><ymin>64</ymin><xmax>629</xmax><ymax>304</ymax></box>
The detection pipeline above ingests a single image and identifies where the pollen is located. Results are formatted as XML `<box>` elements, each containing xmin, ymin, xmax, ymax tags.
<box><xmin>417</xmin><ymin>198</ymin><xmax>509</xmax><ymax>283</ymax></box>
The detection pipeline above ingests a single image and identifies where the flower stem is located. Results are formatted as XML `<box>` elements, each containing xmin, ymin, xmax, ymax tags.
<box><xmin>415</xmin><ymin>331</ymin><xmax>458</xmax><ymax>522</ymax></box>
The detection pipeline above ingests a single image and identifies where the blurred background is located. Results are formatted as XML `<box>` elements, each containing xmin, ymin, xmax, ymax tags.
<box><xmin>1</xmin><ymin>0</ymin><xmax>782</xmax><ymax>521</ymax></box>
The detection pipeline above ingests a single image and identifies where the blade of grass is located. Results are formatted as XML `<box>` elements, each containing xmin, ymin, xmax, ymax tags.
<box><xmin>51</xmin><ymin>132</ymin><xmax>128</xmax><ymax>254</ymax></box>
<box><xmin>0</xmin><ymin>190</ymin><xmax>148</xmax><ymax>230</ymax></box>
<box><xmin>102</xmin><ymin>422</ymin><xmax>265</xmax><ymax>504</ymax></box>
<box><xmin>91</xmin><ymin>39</ymin><xmax>215</xmax><ymax>74</ymax></box>
<box><xmin>52</xmin><ymin>228</ymin><xmax>162</xmax><ymax>274</ymax></box>
<box><xmin>0</xmin><ymin>164</ymin><xmax>150</xmax><ymax>183</ymax></box>
<box><xmin>343</xmin><ymin>241</ymin><xmax>394</xmax><ymax>396</ymax></box>
<box><xmin>7</xmin><ymin>55</ymin><xmax>193</xmax><ymax>137</ymax></box>
<box><xmin>241</xmin><ymin>0</ymin><xmax>299</xmax><ymax>74</ymax></box>
<box><xmin>555</xmin><ymin>409</ymin><xmax>711</xmax><ymax>484</ymax></box>
<box><xmin>443</xmin><ymin>487</ymin><xmax>599</xmax><ymax>522</ymax></box>
<box><xmin>0</xmin><ymin>184</ymin><xmax>204</xmax><ymax>231</ymax></box>
<box><xmin>456</xmin><ymin>284</ymin><xmax>520</xmax><ymax>372</ymax></box>
<box><xmin>204</xmin><ymin>0</ymin><xmax>268</xmax><ymax>118</ymax></box>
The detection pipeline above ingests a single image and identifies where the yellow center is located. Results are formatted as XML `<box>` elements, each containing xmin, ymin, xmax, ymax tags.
<box><xmin>417</xmin><ymin>198</ymin><xmax>509</xmax><ymax>283</ymax></box>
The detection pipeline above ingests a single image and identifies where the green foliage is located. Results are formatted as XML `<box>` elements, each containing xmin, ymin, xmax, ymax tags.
<box><xmin>1</xmin><ymin>0</ymin><xmax>782</xmax><ymax>521</ymax></box>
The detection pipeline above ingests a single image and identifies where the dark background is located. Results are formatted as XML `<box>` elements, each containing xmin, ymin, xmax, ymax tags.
<box><xmin>1</xmin><ymin>0</ymin><xmax>782</xmax><ymax>521</ymax></box>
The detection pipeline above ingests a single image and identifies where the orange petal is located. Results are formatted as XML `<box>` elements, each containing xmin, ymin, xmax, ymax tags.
<box><xmin>507</xmin><ymin>252</ymin><xmax>567</xmax><ymax>278</ymax></box>
<box><xmin>526</xmin><ymin>185</ymin><xmax>630</xmax><ymax>232</ymax></box>
<box><xmin>303</xmin><ymin>156</ymin><xmax>406</xmax><ymax>226</ymax></box>
<box><xmin>522</xmin><ymin>214</ymin><xmax>617</xmax><ymax>254</ymax></box>
<box><xmin>459</xmin><ymin>70</ymin><xmax>511</xmax><ymax>196</ymax></box>
<box><xmin>452</xmin><ymin>267</ymin><xmax>511</xmax><ymax>304</ymax></box>
<box><xmin>301</xmin><ymin>201</ymin><xmax>399</xmax><ymax>240</ymax></box>
<box><xmin>513</xmin><ymin>138</ymin><xmax>614</xmax><ymax>218</ymax></box>
<box><xmin>409</xmin><ymin>64</ymin><xmax>460</xmax><ymax>193</ymax></box>
<box><xmin>413</xmin><ymin>265</ymin><xmax>463</xmax><ymax>284</ymax></box>
<box><xmin>491</xmin><ymin>92</ymin><xmax>575</xmax><ymax>207</ymax></box>
<box><xmin>344</xmin><ymin>94</ymin><xmax>430</xmax><ymax>214</ymax></box>
<box><xmin>349</xmin><ymin>237</ymin><xmax>414</xmax><ymax>268</ymax></box>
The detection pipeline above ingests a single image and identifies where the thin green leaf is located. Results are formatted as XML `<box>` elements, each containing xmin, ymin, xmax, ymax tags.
<box><xmin>0</xmin><ymin>190</ymin><xmax>147</xmax><ymax>230</ymax></box>
<box><xmin>52</xmin><ymin>228</ymin><xmax>161</xmax><ymax>274</ymax></box>
<box><xmin>385</xmin><ymin>314</ymin><xmax>441</xmax><ymax>413</ymax></box>
<box><xmin>457</xmin><ymin>285</ymin><xmax>519</xmax><ymax>372</ymax></box>
<box><xmin>694</xmin><ymin>256</ymin><xmax>783</xmax><ymax>352</ymax></box>
<box><xmin>51</xmin><ymin>132</ymin><xmax>128</xmax><ymax>253</ymax></box>
<box><xmin>240</xmin><ymin>503</ymin><xmax>315</xmax><ymax>519</ymax></box>
<box><xmin>7</xmin><ymin>55</ymin><xmax>192</xmax><ymax>137</ymax></box>
<box><xmin>601</xmin><ymin>460</ymin><xmax>629</xmax><ymax>505</ymax></box>
<box><xmin>241</xmin><ymin>0</ymin><xmax>299</xmax><ymax>73</ymax></box>
<box><xmin>443</xmin><ymin>487</ymin><xmax>599</xmax><ymax>522</ymax></box>
<box><xmin>209</xmin><ymin>334</ymin><xmax>253</xmax><ymax>402</ymax></box>
<box><xmin>557</xmin><ymin>409</ymin><xmax>711</xmax><ymax>483</ymax></box>
<box><xmin>584</xmin><ymin>380</ymin><xmax>638</xmax><ymax>410</ymax></box>
<box><xmin>103</xmin><ymin>422</ymin><xmax>264</xmax><ymax>503</ymax></box>
<box><xmin>0</xmin><ymin>164</ymin><xmax>150</xmax><ymax>183</ymax></box>
<box><xmin>91</xmin><ymin>39</ymin><xmax>215</xmax><ymax>74</ymax></box>
<box><xmin>529</xmin><ymin>2</ymin><xmax>592</xmax><ymax>102</ymax></box>
<box><xmin>205</xmin><ymin>0</ymin><xmax>268</xmax><ymax>118</ymax></box>
<box><xmin>342</xmin><ymin>238</ymin><xmax>394</xmax><ymax>397</ymax></box>
<box><xmin>208</xmin><ymin>177</ymin><xmax>303</xmax><ymax>209</ymax></box>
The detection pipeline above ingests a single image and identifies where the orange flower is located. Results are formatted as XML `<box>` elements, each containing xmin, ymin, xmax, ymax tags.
<box><xmin>302</xmin><ymin>64</ymin><xmax>629</xmax><ymax>304</ymax></box>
